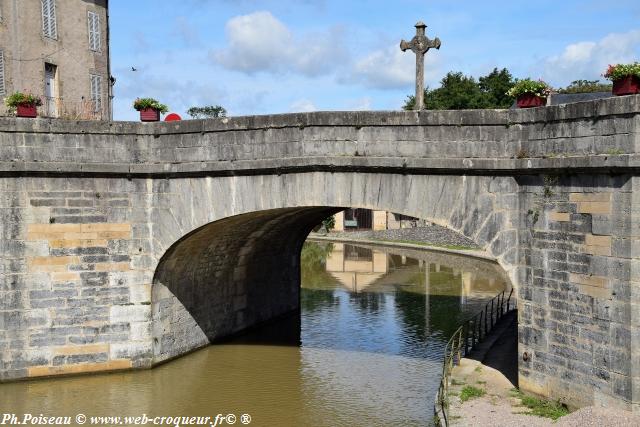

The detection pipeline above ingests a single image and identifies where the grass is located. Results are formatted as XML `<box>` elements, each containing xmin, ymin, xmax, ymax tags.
<box><xmin>450</xmin><ymin>378</ymin><xmax>465</xmax><ymax>386</ymax></box>
<box><xmin>606</xmin><ymin>148</ymin><xmax>624</xmax><ymax>155</ymax></box>
<box><xmin>459</xmin><ymin>385</ymin><xmax>486</xmax><ymax>402</ymax></box>
<box><xmin>510</xmin><ymin>389</ymin><xmax>569</xmax><ymax>420</ymax></box>
<box><xmin>474</xmin><ymin>366</ymin><xmax>483</xmax><ymax>373</ymax></box>
<box><xmin>476</xmin><ymin>380</ymin><xmax>486</xmax><ymax>385</ymax></box>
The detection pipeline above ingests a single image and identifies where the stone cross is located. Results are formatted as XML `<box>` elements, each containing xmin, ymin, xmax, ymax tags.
<box><xmin>400</xmin><ymin>22</ymin><xmax>441</xmax><ymax>110</ymax></box>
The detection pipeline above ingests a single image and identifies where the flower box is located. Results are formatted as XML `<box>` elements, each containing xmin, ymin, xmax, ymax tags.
<box><xmin>16</xmin><ymin>104</ymin><xmax>38</xmax><ymax>118</ymax></box>
<box><xmin>516</xmin><ymin>94</ymin><xmax>546</xmax><ymax>108</ymax></box>
<box><xmin>140</xmin><ymin>108</ymin><xmax>160</xmax><ymax>122</ymax></box>
<box><xmin>612</xmin><ymin>75</ymin><xmax>640</xmax><ymax>96</ymax></box>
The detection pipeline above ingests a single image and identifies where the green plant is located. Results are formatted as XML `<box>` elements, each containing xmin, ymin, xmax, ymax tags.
<box><xmin>558</xmin><ymin>79</ymin><xmax>612</xmax><ymax>94</ymax></box>
<box><xmin>506</xmin><ymin>79</ymin><xmax>552</xmax><ymax>98</ymax></box>
<box><xmin>604</xmin><ymin>62</ymin><xmax>640</xmax><ymax>81</ymax></box>
<box><xmin>450</xmin><ymin>378</ymin><xmax>465</xmax><ymax>386</ymax></box>
<box><xmin>511</xmin><ymin>389</ymin><xmax>569</xmax><ymax>420</ymax></box>
<box><xmin>133</xmin><ymin>98</ymin><xmax>169</xmax><ymax>113</ymax></box>
<box><xmin>4</xmin><ymin>92</ymin><xmax>43</xmax><ymax>108</ymax></box>
<box><xmin>187</xmin><ymin>105</ymin><xmax>226</xmax><ymax>119</ymax></box>
<box><xmin>606</xmin><ymin>148</ymin><xmax>624</xmax><ymax>155</ymax></box>
<box><xmin>543</xmin><ymin>175</ymin><xmax>558</xmax><ymax>198</ymax></box>
<box><xmin>459</xmin><ymin>385</ymin><xmax>485</xmax><ymax>402</ymax></box>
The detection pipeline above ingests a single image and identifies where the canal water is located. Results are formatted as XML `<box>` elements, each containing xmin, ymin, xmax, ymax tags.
<box><xmin>0</xmin><ymin>241</ymin><xmax>509</xmax><ymax>426</ymax></box>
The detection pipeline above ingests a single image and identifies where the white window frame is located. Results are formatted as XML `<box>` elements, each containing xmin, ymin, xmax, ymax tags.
<box><xmin>41</xmin><ymin>0</ymin><xmax>57</xmax><ymax>39</ymax></box>
<box><xmin>0</xmin><ymin>51</ymin><xmax>5</xmax><ymax>96</ymax></box>
<box><xmin>87</xmin><ymin>11</ymin><xmax>101</xmax><ymax>52</ymax></box>
<box><xmin>90</xmin><ymin>74</ymin><xmax>102</xmax><ymax>113</ymax></box>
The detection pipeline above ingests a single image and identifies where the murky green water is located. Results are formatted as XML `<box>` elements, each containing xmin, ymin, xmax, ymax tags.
<box><xmin>0</xmin><ymin>241</ymin><xmax>508</xmax><ymax>426</ymax></box>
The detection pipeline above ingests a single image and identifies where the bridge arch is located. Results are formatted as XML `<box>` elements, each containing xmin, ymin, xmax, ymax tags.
<box><xmin>149</xmin><ymin>171</ymin><xmax>519</xmax><ymax>362</ymax></box>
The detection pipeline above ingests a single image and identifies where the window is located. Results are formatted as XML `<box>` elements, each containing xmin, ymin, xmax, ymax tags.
<box><xmin>87</xmin><ymin>11</ymin><xmax>101</xmax><ymax>51</ymax></box>
<box><xmin>0</xmin><ymin>51</ymin><xmax>5</xmax><ymax>96</ymax></box>
<box><xmin>41</xmin><ymin>0</ymin><xmax>57</xmax><ymax>39</ymax></box>
<box><xmin>90</xmin><ymin>74</ymin><xmax>102</xmax><ymax>113</ymax></box>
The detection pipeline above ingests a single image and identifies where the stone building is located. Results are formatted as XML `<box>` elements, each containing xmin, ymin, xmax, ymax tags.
<box><xmin>334</xmin><ymin>209</ymin><xmax>427</xmax><ymax>231</ymax></box>
<box><xmin>0</xmin><ymin>0</ymin><xmax>111</xmax><ymax>120</ymax></box>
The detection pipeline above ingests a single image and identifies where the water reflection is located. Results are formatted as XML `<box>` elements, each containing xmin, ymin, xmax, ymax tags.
<box><xmin>0</xmin><ymin>241</ymin><xmax>509</xmax><ymax>427</ymax></box>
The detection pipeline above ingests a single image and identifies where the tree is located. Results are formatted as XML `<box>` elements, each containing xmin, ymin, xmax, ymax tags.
<box><xmin>557</xmin><ymin>80</ymin><xmax>612</xmax><ymax>94</ymax></box>
<box><xmin>403</xmin><ymin>68</ymin><xmax>516</xmax><ymax>110</ymax></box>
<box><xmin>478</xmin><ymin>68</ymin><xmax>516</xmax><ymax>109</ymax></box>
<box><xmin>187</xmin><ymin>105</ymin><xmax>227</xmax><ymax>119</ymax></box>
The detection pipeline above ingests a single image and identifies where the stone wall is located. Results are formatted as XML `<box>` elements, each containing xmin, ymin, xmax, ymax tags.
<box><xmin>517</xmin><ymin>174</ymin><xmax>638</xmax><ymax>410</ymax></box>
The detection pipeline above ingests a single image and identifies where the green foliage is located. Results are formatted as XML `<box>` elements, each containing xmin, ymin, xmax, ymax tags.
<box><xmin>321</xmin><ymin>215</ymin><xmax>335</xmax><ymax>231</ymax></box>
<box><xmin>403</xmin><ymin>68</ymin><xmax>516</xmax><ymax>110</ymax></box>
<box><xmin>506</xmin><ymin>79</ymin><xmax>552</xmax><ymax>98</ymax></box>
<box><xmin>510</xmin><ymin>389</ymin><xmax>569</xmax><ymax>420</ymax></box>
<box><xmin>133</xmin><ymin>98</ymin><xmax>169</xmax><ymax>114</ymax></box>
<box><xmin>459</xmin><ymin>385</ymin><xmax>485</xmax><ymax>402</ymax></box>
<box><xmin>478</xmin><ymin>68</ymin><xmax>517</xmax><ymax>108</ymax></box>
<box><xmin>4</xmin><ymin>92</ymin><xmax>43</xmax><ymax>108</ymax></box>
<box><xmin>604</xmin><ymin>62</ymin><xmax>640</xmax><ymax>81</ymax></box>
<box><xmin>187</xmin><ymin>105</ymin><xmax>227</xmax><ymax>119</ymax></box>
<box><xmin>558</xmin><ymin>79</ymin><xmax>612</xmax><ymax>94</ymax></box>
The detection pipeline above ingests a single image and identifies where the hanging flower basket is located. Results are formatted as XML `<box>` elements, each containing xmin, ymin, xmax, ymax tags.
<box><xmin>5</xmin><ymin>92</ymin><xmax>42</xmax><ymax>118</ymax></box>
<box><xmin>506</xmin><ymin>79</ymin><xmax>552</xmax><ymax>109</ymax></box>
<box><xmin>604</xmin><ymin>63</ymin><xmax>640</xmax><ymax>96</ymax></box>
<box><xmin>516</xmin><ymin>94</ymin><xmax>546</xmax><ymax>108</ymax></box>
<box><xmin>612</xmin><ymin>75</ymin><xmax>640</xmax><ymax>96</ymax></box>
<box><xmin>17</xmin><ymin>104</ymin><xmax>38</xmax><ymax>118</ymax></box>
<box><xmin>139</xmin><ymin>108</ymin><xmax>161</xmax><ymax>122</ymax></box>
<box><xmin>133</xmin><ymin>98</ymin><xmax>168</xmax><ymax>122</ymax></box>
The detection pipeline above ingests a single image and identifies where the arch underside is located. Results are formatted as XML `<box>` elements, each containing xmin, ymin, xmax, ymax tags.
<box><xmin>152</xmin><ymin>207</ymin><xmax>340</xmax><ymax>362</ymax></box>
<box><xmin>149</xmin><ymin>172</ymin><xmax>519</xmax><ymax>363</ymax></box>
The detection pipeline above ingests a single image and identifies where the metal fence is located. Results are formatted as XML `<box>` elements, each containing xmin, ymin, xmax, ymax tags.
<box><xmin>434</xmin><ymin>288</ymin><xmax>515</xmax><ymax>426</ymax></box>
<box><xmin>41</xmin><ymin>97</ymin><xmax>106</xmax><ymax>120</ymax></box>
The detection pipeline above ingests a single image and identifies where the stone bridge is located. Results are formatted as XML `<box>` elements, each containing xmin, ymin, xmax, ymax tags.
<box><xmin>1</xmin><ymin>96</ymin><xmax>640</xmax><ymax>412</ymax></box>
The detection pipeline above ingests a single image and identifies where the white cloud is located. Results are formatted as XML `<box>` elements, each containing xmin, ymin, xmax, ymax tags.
<box><xmin>212</xmin><ymin>11</ymin><xmax>347</xmax><ymax>76</ymax></box>
<box><xmin>543</xmin><ymin>30</ymin><xmax>640</xmax><ymax>85</ymax></box>
<box><xmin>340</xmin><ymin>44</ymin><xmax>442</xmax><ymax>90</ymax></box>
<box><xmin>289</xmin><ymin>99</ymin><xmax>317</xmax><ymax>112</ymax></box>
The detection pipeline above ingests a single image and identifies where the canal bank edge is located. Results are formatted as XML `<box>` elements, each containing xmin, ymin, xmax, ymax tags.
<box><xmin>306</xmin><ymin>234</ymin><xmax>497</xmax><ymax>262</ymax></box>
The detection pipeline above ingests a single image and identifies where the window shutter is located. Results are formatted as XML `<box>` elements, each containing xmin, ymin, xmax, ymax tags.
<box><xmin>42</xmin><ymin>0</ymin><xmax>57</xmax><ymax>39</ymax></box>
<box><xmin>42</xmin><ymin>0</ymin><xmax>50</xmax><ymax>37</ymax></box>
<box><xmin>90</xmin><ymin>75</ymin><xmax>102</xmax><ymax>112</ymax></box>
<box><xmin>0</xmin><ymin>51</ymin><xmax>5</xmax><ymax>96</ymax></box>
<box><xmin>88</xmin><ymin>12</ymin><xmax>101</xmax><ymax>51</ymax></box>
<box><xmin>49</xmin><ymin>0</ymin><xmax>57</xmax><ymax>39</ymax></box>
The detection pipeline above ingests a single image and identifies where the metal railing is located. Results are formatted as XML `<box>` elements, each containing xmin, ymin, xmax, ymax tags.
<box><xmin>40</xmin><ymin>97</ymin><xmax>107</xmax><ymax>120</ymax></box>
<box><xmin>434</xmin><ymin>288</ymin><xmax>516</xmax><ymax>426</ymax></box>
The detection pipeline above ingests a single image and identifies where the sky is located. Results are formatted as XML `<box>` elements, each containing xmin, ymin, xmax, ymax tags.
<box><xmin>109</xmin><ymin>0</ymin><xmax>640</xmax><ymax>120</ymax></box>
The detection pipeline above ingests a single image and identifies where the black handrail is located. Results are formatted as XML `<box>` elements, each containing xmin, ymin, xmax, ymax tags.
<box><xmin>434</xmin><ymin>288</ymin><xmax>516</xmax><ymax>426</ymax></box>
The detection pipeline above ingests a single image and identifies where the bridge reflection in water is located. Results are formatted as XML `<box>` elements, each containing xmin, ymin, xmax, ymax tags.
<box><xmin>0</xmin><ymin>241</ymin><xmax>509</xmax><ymax>427</ymax></box>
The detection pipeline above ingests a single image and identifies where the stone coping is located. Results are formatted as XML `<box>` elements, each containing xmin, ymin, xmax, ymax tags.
<box><xmin>0</xmin><ymin>95</ymin><xmax>637</xmax><ymax>135</ymax></box>
<box><xmin>306</xmin><ymin>235</ymin><xmax>496</xmax><ymax>262</ymax></box>
<box><xmin>0</xmin><ymin>154</ymin><xmax>637</xmax><ymax>177</ymax></box>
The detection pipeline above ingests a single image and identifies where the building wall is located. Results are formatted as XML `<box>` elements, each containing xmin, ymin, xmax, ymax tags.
<box><xmin>0</xmin><ymin>0</ymin><xmax>110</xmax><ymax>119</ymax></box>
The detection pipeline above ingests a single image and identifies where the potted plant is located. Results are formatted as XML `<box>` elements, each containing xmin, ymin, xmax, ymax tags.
<box><xmin>506</xmin><ymin>79</ymin><xmax>552</xmax><ymax>108</ymax></box>
<box><xmin>4</xmin><ymin>92</ymin><xmax>43</xmax><ymax>118</ymax></box>
<box><xmin>603</xmin><ymin>63</ymin><xmax>640</xmax><ymax>96</ymax></box>
<box><xmin>133</xmin><ymin>98</ymin><xmax>169</xmax><ymax>122</ymax></box>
